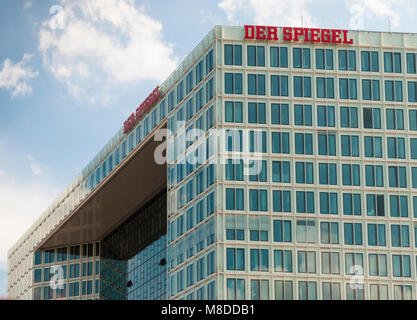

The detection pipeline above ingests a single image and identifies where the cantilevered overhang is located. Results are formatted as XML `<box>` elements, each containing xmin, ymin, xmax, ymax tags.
<box><xmin>37</xmin><ymin>121</ymin><xmax>167</xmax><ymax>250</ymax></box>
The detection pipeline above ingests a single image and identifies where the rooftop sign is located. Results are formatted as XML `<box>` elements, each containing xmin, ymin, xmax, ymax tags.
<box><xmin>123</xmin><ymin>86</ymin><xmax>161</xmax><ymax>134</ymax></box>
<box><xmin>244</xmin><ymin>25</ymin><xmax>353</xmax><ymax>44</ymax></box>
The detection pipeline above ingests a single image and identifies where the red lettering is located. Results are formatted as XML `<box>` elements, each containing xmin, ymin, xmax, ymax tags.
<box><xmin>267</xmin><ymin>26</ymin><xmax>278</xmax><ymax>41</ymax></box>
<box><xmin>243</xmin><ymin>26</ymin><xmax>354</xmax><ymax>45</ymax></box>
<box><xmin>304</xmin><ymin>28</ymin><xmax>310</xmax><ymax>42</ymax></box>
<box><xmin>283</xmin><ymin>27</ymin><xmax>293</xmax><ymax>41</ymax></box>
<box><xmin>311</xmin><ymin>28</ymin><xmax>321</xmax><ymax>42</ymax></box>
<box><xmin>124</xmin><ymin>86</ymin><xmax>161</xmax><ymax>134</ymax></box>
<box><xmin>123</xmin><ymin>120</ymin><xmax>129</xmax><ymax>134</ymax></box>
<box><xmin>293</xmin><ymin>28</ymin><xmax>304</xmax><ymax>42</ymax></box>
<box><xmin>343</xmin><ymin>30</ymin><xmax>353</xmax><ymax>44</ymax></box>
<box><xmin>321</xmin><ymin>29</ymin><xmax>331</xmax><ymax>43</ymax></box>
<box><xmin>332</xmin><ymin>29</ymin><xmax>342</xmax><ymax>43</ymax></box>
<box><xmin>256</xmin><ymin>26</ymin><xmax>267</xmax><ymax>40</ymax></box>
<box><xmin>244</xmin><ymin>25</ymin><xmax>255</xmax><ymax>39</ymax></box>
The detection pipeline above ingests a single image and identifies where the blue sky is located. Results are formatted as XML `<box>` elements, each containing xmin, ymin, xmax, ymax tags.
<box><xmin>0</xmin><ymin>0</ymin><xmax>415</xmax><ymax>298</ymax></box>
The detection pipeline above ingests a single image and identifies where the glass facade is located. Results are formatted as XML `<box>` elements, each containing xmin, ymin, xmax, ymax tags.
<box><xmin>7</xmin><ymin>26</ymin><xmax>417</xmax><ymax>301</ymax></box>
<box><xmin>100</xmin><ymin>191</ymin><xmax>167</xmax><ymax>300</ymax></box>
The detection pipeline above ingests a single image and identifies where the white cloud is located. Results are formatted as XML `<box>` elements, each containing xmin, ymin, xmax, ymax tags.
<box><xmin>39</xmin><ymin>0</ymin><xmax>178</xmax><ymax>105</ymax></box>
<box><xmin>24</xmin><ymin>1</ymin><xmax>32</xmax><ymax>10</ymax></box>
<box><xmin>346</xmin><ymin>0</ymin><xmax>409</xmax><ymax>29</ymax></box>
<box><xmin>27</xmin><ymin>155</ymin><xmax>42</xmax><ymax>176</ymax></box>
<box><xmin>0</xmin><ymin>54</ymin><xmax>39</xmax><ymax>98</ymax></box>
<box><xmin>218</xmin><ymin>0</ymin><xmax>317</xmax><ymax>27</ymax></box>
<box><xmin>0</xmin><ymin>172</ymin><xmax>55</xmax><ymax>271</ymax></box>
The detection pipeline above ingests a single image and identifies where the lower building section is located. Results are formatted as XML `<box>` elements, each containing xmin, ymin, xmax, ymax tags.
<box><xmin>100</xmin><ymin>189</ymin><xmax>167</xmax><ymax>300</ymax></box>
<box><xmin>30</xmin><ymin>190</ymin><xmax>167</xmax><ymax>300</ymax></box>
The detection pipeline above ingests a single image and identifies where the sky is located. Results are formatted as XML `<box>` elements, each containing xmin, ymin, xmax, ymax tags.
<box><xmin>0</xmin><ymin>0</ymin><xmax>416</xmax><ymax>298</ymax></box>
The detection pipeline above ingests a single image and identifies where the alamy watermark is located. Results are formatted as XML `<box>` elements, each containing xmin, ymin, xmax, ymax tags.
<box><xmin>154</xmin><ymin>125</ymin><xmax>266</xmax><ymax>177</ymax></box>
<box><xmin>49</xmin><ymin>5</ymin><xmax>65</xmax><ymax>30</ymax></box>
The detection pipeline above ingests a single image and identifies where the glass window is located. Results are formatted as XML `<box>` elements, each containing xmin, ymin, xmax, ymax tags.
<box><xmin>319</xmin><ymin>193</ymin><xmax>338</xmax><ymax>215</ymax></box>
<box><xmin>410</xmin><ymin>110</ymin><xmax>417</xmax><ymax>130</ymax></box>
<box><xmin>385</xmin><ymin>80</ymin><xmax>403</xmax><ymax>102</ymax></box>
<box><xmin>251</xmin><ymin>279</ymin><xmax>269</xmax><ymax>300</ymax></box>
<box><xmin>249</xmin><ymin>160</ymin><xmax>267</xmax><ymax>182</ymax></box>
<box><xmin>344</xmin><ymin>223</ymin><xmax>363</xmax><ymax>245</ymax></box>
<box><xmin>365</xmin><ymin>166</ymin><xmax>384</xmax><ymax>187</ymax></box>
<box><xmin>343</xmin><ymin>193</ymin><xmax>362</xmax><ymax>216</ymax></box>
<box><xmin>249</xmin><ymin>189</ymin><xmax>268</xmax><ymax>212</ymax></box>
<box><xmin>391</xmin><ymin>225</ymin><xmax>410</xmax><ymax>247</ymax></box>
<box><xmin>363</xmin><ymin>108</ymin><xmax>381</xmax><ymax>129</ymax></box>
<box><xmin>270</xmin><ymin>47</ymin><xmax>288</xmax><ymax>68</ymax></box>
<box><xmin>294</xmin><ymin>76</ymin><xmax>312</xmax><ymax>97</ymax></box>
<box><xmin>320</xmin><ymin>222</ymin><xmax>339</xmax><ymax>244</ymax></box>
<box><xmin>321</xmin><ymin>252</ymin><xmax>340</xmax><ymax>275</ymax></box>
<box><xmin>342</xmin><ymin>165</ymin><xmax>360</xmax><ymax>186</ymax></box>
<box><xmin>272</xmin><ymin>161</ymin><xmax>291</xmax><ymax>183</ymax></box>
<box><xmin>271</xmin><ymin>132</ymin><xmax>290</xmax><ymax>154</ymax></box>
<box><xmin>367</xmin><ymin>224</ymin><xmax>386</xmax><ymax>246</ymax></box>
<box><xmin>341</xmin><ymin>135</ymin><xmax>359</xmax><ymax>157</ymax></box>
<box><xmin>340</xmin><ymin>106</ymin><xmax>358</xmax><ymax>128</ymax></box>
<box><xmin>227</xmin><ymin>278</ymin><xmax>245</xmax><ymax>300</ymax></box>
<box><xmin>362</xmin><ymin>79</ymin><xmax>380</xmax><ymax>101</ymax></box>
<box><xmin>384</xmin><ymin>52</ymin><xmax>402</xmax><ymax>73</ymax></box>
<box><xmin>407</xmin><ymin>53</ymin><xmax>416</xmax><ymax>74</ymax></box>
<box><xmin>319</xmin><ymin>163</ymin><xmax>337</xmax><ymax>185</ymax></box>
<box><xmin>392</xmin><ymin>255</ymin><xmax>411</xmax><ymax>278</ymax></box>
<box><xmin>274</xmin><ymin>250</ymin><xmax>293</xmax><ymax>273</ymax></box>
<box><xmin>273</xmin><ymin>220</ymin><xmax>292</xmax><ymax>242</ymax></box>
<box><xmin>361</xmin><ymin>51</ymin><xmax>379</xmax><ymax>72</ymax></box>
<box><xmin>296</xmin><ymin>192</ymin><xmax>315</xmax><ymax>214</ymax></box>
<box><xmin>271</xmin><ymin>103</ymin><xmax>289</xmax><ymax>125</ymax></box>
<box><xmin>369</xmin><ymin>254</ymin><xmax>388</xmax><ymax>277</ymax></box>
<box><xmin>296</xmin><ymin>162</ymin><xmax>314</xmax><ymax>184</ymax></box>
<box><xmin>339</xmin><ymin>78</ymin><xmax>357</xmax><ymax>100</ymax></box>
<box><xmin>248</xmin><ymin>74</ymin><xmax>265</xmax><ymax>95</ymax></box>
<box><xmin>318</xmin><ymin>134</ymin><xmax>336</xmax><ymax>156</ymax></box>
<box><xmin>225</xmin><ymin>73</ymin><xmax>243</xmax><ymax>94</ymax></box>
<box><xmin>270</xmin><ymin>75</ymin><xmax>289</xmax><ymax>97</ymax></box>
<box><xmin>226</xmin><ymin>248</ymin><xmax>245</xmax><ymax>271</ymax></box>
<box><xmin>272</xmin><ymin>190</ymin><xmax>291</xmax><ymax>213</ymax></box>
<box><xmin>317</xmin><ymin>106</ymin><xmax>335</xmax><ymax>127</ymax></box>
<box><xmin>299</xmin><ymin>281</ymin><xmax>317</xmax><ymax>300</ymax></box>
<box><xmin>294</xmin><ymin>104</ymin><xmax>312</xmax><ymax>126</ymax></box>
<box><xmin>224</xmin><ymin>44</ymin><xmax>242</xmax><ymax>66</ymax></box>
<box><xmin>316</xmin><ymin>77</ymin><xmax>335</xmax><ymax>99</ymax></box>
<box><xmin>249</xmin><ymin>131</ymin><xmax>267</xmax><ymax>153</ymax></box>
<box><xmin>296</xmin><ymin>220</ymin><xmax>317</xmax><ymax>243</ymax></box>
<box><xmin>394</xmin><ymin>285</ymin><xmax>413</xmax><ymax>300</ymax></box>
<box><xmin>364</xmin><ymin>136</ymin><xmax>382</xmax><ymax>158</ymax></box>
<box><xmin>247</xmin><ymin>45</ymin><xmax>265</xmax><ymax>67</ymax></box>
<box><xmin>366</xmin><ymin>194</ymin><xmax>385</xmax><ymax>216</ymax></box>
<box><xmin>274</xmin><ymin>280</ymin><xmax>293</xmax><ymax>300</ymax></box>
<box><xmin>250</xmin><ymin>249</ymin><xmax>269</xmax><ymax>272</ymax></box>
<box><xmin>226</xmin><ymin>188</ymin><xmax>244</xmax><ymax>211</ymax></box>
<box><xmin>408</xmin><ymin>81</ymin><xmax>417</xmax><ymax>102</ymax></box>
<box><xmin>248</xmin><ymin>102</ymin><xmax>266</xmax><ymax>124</ymax></box>
<box><xmin>226</xmin><ymin>159</ymin><xmax>244</xmax><ymax>181</ymax></box>
<box><xmin>388</xmin><ymin>166</ymin><xmax>407</xmax><ymax>188</ymax></box>
<box><xmin>339</xmin><ymin>50</ymin><xmax>356</xmax><ymax>71</ymax></box>
<box><xmin>225</xmin><ymin>101</ymin><xmax>243</xmax><ymax>123</ymax></box>
<box><xmin>387</xmin><ymin>137</ymin><xmax>406</xmax><ymax>159</ymax></box>
<box><xmin>293</xmin><ymin>48</ymin><xmax>310</xmax><ymax>69</ymax></box>
<box><xmin>316</xmin><ymin>49</ymin><xmax>333</xmax><ymax>70</ymax></box>
<box><xmin>297</xmin><ymin>251</ymin><xmax>316</xmax><ymax>274</ymax></box>
<box><xmin>295</xmin><ymin>133</ymin><xmax>313</xmax><ymax>155</ymax></box>
<box><xmin>390</xmin><ymin>195</ymin><xmax>409</xmax><ymax>217</ymax></box>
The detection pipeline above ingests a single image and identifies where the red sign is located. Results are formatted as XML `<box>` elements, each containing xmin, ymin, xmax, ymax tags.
<box><xmin>244</xmin><ymin>25</ymin><xmax>353</xmax><ymax>44</ymax></box>
<box><xmin>123</xmin><ymin>86</ymin><xmax>161</xmax><ymax>134</ymax></box>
